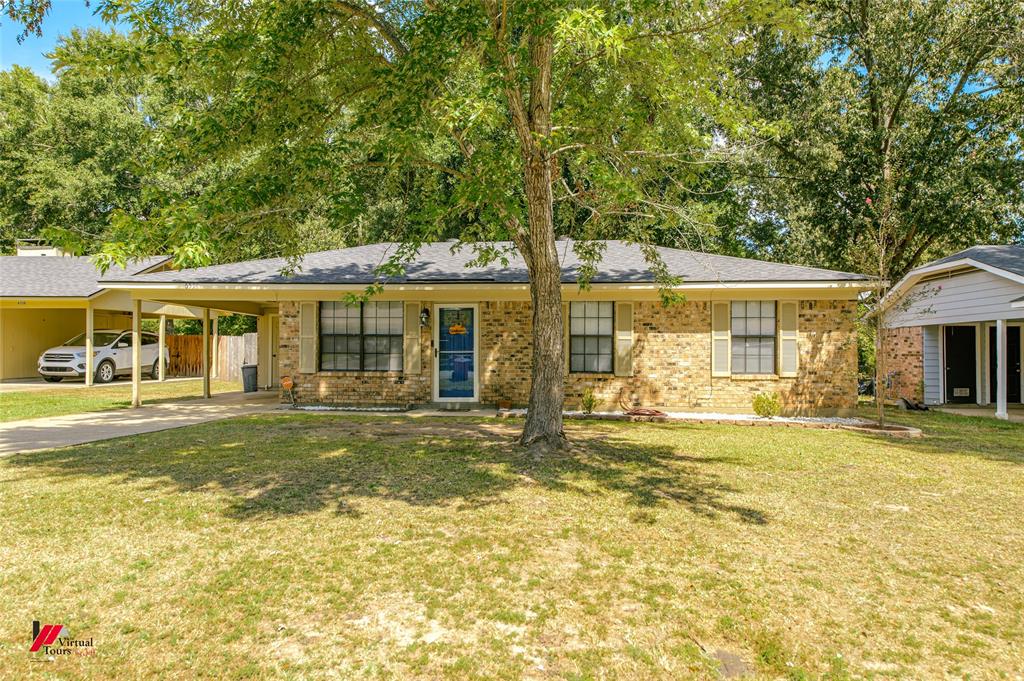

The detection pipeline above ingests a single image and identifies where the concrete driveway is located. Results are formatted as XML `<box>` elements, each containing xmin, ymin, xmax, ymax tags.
<box><xmin>0</xmin><ymin>391</ymin><xmax>282</xmax><ymax>456</ymax></box>
<box><xmin>0</xmin><ymin>376</ymin><xmax>202</xmax><ymax>393</ymax></box>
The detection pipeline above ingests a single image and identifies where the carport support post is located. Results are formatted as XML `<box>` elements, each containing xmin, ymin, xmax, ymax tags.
<box><xmin>84</xmin><ymin>302</ymin><xmax>94</xmax><ymax>387</ymax></box>
<box><xmin>202</xmin><ymin>308</ymin><xmax>211</xmax><ymax>399</ymax></box>
<box><xmin>131</xmin><ymin>298</ymin><xmax>142</xmax><ymax>408</ymax></box>
<box><xmin>158</xmin><ymin>315</ymin><xmax>167</xmax><ymax>382</ymax></box>
<box><xmin>996</xmin><ymin>319</ymin><xmax>1008</xmax><ymax>420</ymax></box>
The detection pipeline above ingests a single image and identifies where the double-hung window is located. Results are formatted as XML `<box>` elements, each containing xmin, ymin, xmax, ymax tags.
<box><xmin>569</xmin><ymin>302</ymin><xmax>613</xmax><ymax>373</ymax></box>
<box><xmin>730</xmin><ymin>301</ymin><xmax>776</xmax><ymax>374</ymax></box>
<box><xmin>319</xmin><ymin>301</ymin><xmax>403</xmax><ymax>371</ymax></box>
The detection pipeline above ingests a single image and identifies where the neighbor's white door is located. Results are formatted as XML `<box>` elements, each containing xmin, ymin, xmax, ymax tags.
<box><xmin>270</xmin><ymin>314</ymin><xmax>280</xmax><ymax>386</ymax></box>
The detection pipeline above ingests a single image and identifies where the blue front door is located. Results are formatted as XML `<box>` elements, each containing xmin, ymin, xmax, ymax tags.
<box><xmin>437</xmin><ymin>307</ymin><xmax>476</xmax><ymax>399</ymax></box>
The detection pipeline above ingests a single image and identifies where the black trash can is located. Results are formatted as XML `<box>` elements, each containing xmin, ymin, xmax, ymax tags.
<box><xmin>241</xmin><ymin>364</ymin><xmax>258</xmax><ymax>393</ymax></box>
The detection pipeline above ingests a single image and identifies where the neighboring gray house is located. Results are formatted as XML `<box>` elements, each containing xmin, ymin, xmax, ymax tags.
<box><xmin>881</xmin><ymin>245</ymin><xmax>1024</xmax><ymax>419</ymax></box>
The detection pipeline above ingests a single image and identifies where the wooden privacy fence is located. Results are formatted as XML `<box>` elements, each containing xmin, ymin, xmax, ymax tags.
<box><xmin>216</xmin><ymin>333</ymin><xmax>258</xmax><ymax>382</ymax></box>
<box><xmin>167</xmin><ymin>333</ymin><xmax>258</xmax><ymax>381</ymax></box>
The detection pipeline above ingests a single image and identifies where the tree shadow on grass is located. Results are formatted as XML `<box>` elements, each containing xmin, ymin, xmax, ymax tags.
<box><xmin>3</xmin><ymin>414</ymin><xmax>767</xmax><ymax>525</ymax></box>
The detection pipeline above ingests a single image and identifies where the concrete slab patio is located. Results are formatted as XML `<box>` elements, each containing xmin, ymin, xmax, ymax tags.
<box><xmin>934</xmin><ymin>404</ymin><xmax>1024</xmax><ymax>423</ymax></box>
<box><xmin>0</xmin><ymin>391</ymin><xmax>281</xmax><ymax>456</ymax></box>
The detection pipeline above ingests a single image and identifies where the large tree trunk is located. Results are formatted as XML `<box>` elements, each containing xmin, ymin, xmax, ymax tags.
<box><xmin>492</xmin><ymin>26</ymin><xmax>565</xmax><ymax>452</ymax></box>
<box><xmin>520</xmin><ymin>156</ymin><xmax>567</xmax><ymax>451</ymax></box>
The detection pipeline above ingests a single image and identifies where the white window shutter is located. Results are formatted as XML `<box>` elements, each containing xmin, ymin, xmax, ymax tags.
<box><xmin>403</xmin><ymin>302</ymin><xmax>420</xmax><ymax>374</ymax></box>
<box><xmin>711</xmin><ymin>301</ymin><xmax>730</xmax><ymax>377</ymax></box>
<box><xmin>614</xmin><ymin>302</ymin><xmax>634</xmax><ymax>377</ymax></box>
<box><xmin>299</xmin><ymin>302</ymin><xmax>317</xmax><ymax>374</ymax></box>
<box><xmin>779</xmin><ymin>300</ymin><xmax>799</xmax><ymax>377</ymax></box>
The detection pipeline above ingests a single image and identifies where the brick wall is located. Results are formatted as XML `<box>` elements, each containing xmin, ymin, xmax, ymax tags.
<box><xmin>278</xmin><ymin>302</ymin><xmax>432</xmax><ymax>406</ymax></box>
<box><xmin>881</xmin><ymin>325</ymin><xmax>924</xmax><ymax>401</ymax></box>
<box><xmin>278</xmin><ymin>298</ymin><xmax>858</xmax><ymax>414</ymax></box>
<box><xmin>558</xmin><ymin>299</ymin><xmax>858</xmax><ymax>414</ymax></box>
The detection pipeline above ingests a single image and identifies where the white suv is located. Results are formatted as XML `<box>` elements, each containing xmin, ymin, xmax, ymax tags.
<box><xmin>37</xmin><ymin>330</ymin><xmax>169</xmax><ymax>384</ymax></box>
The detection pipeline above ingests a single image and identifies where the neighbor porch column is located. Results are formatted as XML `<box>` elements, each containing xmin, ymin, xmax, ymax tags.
<box><xmin>84</xmin><ymin>301</ymin><xmax>94</xmax><ymax>387</ymax></box>
<box><xmin>158</xmin><ymin>314</ymin><xmax>167</xmax><ymax>382</ymax></box>
<box><xmin>131</xmin><ymin>298</ymin><xmax>142</xmax><ymax>408</ymax></box>
<box><xmin>202</xmin><ymin>308</ymin><xmax>211</xmax><ymax>399</ymax></box>
<box><xmin>995</xmin><ymin>319</ymin><xmax>1008</xmax><ymax>420</ymax></box>
<box><xmin>211</xmin><ymin>312</ymin><xmax>220</xmax><ymax>379</ymax></box>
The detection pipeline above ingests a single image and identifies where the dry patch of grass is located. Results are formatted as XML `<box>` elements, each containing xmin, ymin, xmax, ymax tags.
<box><xmin>0</xmin><ymin>379</ymin><xmax>240</xmax><ymax>422</ymax></box>
<box><xmin>0</xmin><ymin>410</ymin><xmax>1021</xmax><ymax>678</ymax></box>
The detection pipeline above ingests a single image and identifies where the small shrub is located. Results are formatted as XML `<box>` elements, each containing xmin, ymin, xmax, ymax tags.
<box><xmin>580</xmin><ymin>388</ymin><xmax>598</xmax><ymax>415</ymax></box>
<box><xmin>752</xmin><ymin>391</ymin><xmax>782</xmax><ymax>418</ymax></box>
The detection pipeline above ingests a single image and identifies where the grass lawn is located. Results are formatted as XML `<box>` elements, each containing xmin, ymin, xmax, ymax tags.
<box><xmin>1</xmin><ymin>409</ymin><xmax>1021</xmax><ymax>679</ymax></box>
<box><xmin>0</xmin><ymin>379</ymin><xmax>241</xmax><ymax>422</ymax></box>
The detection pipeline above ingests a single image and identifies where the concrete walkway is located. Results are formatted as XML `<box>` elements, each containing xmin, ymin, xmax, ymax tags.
<box><xmin>0</xmin><ymin>391</ymin><xmax>282</xmax><ymax>456</ymax></box>
<box><xmin>934</xmin><ymin>404</ymin><xmax>1024</xmax><ymax>423</ymax></box>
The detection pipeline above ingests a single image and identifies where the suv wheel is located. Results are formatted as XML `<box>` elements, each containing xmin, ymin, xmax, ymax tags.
<box><xmin>95</xmin><ymin>360</ymin><xmax>116</xmax><ymax>384</ymax></box>
<box><xmin>150</xmin><ymin>358</ymin><xmax>161</xmax><ymax>380</ymax></box>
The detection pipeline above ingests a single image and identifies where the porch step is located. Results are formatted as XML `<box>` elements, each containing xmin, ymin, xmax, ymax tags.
<box><xmin>425</xmin><ymin>402</ymin><xmax>487</xmax><ymax>412</ymax></box>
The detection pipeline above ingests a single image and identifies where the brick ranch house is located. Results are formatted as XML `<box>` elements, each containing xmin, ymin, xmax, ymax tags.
<box><xmin>104</xmin><ymin>241</ymin><xmax>873</xmax><ymax>414</ymax></box>
<box><xmin>881</xmin><ymin>245</ymin><xmax>1024</xmax><ymax>420</ymax></box>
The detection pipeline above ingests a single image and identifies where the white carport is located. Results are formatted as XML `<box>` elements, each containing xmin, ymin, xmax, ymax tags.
<box><xmin>100</xmin><ymin>284</ymin><xmax>279</xmax><ymax>408</ymax></box>
<box><xmin>882</xmin><ymin>246</ymin><xmax>1024</xmax><ymax>420</ymax></box>
<box><xmin>0</xmin><ymin>247</ymin><xmax>200</xmax><ymax>383</ymax></box>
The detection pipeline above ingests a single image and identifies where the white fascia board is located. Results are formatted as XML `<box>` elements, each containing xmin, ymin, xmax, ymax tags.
<box><xmin>100</xmin><ymin>279</ymin><xmax>875</xmax><ymax>293</ymax></box>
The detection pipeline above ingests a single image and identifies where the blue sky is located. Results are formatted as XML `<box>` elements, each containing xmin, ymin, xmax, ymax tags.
<box><xmin>1</xmin><ymin>1</ymin><xmax>121</xmax><ymax>78</ymax></box>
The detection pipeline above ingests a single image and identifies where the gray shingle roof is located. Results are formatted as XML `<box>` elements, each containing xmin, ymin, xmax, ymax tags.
<box><xmin>103</xmin><ymin>241</ymin><xmax>869</xmax><ymax>286</ymax></box>
<box><xmin>928</xmin><ymin>245</ymin><xmax>1024</xmax><ymax>278</ymax></box>
<box><xmin>0</xmin><ymin>256</ymin><xmax>170</xmax><ymax>298</ymax></box>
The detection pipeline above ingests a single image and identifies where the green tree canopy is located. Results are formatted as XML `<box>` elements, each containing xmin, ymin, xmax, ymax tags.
<box><xmin>734</xmin><ymin>0</ymin><xmax>1024</xmax><ymax>280</ymax></box>
<box><xmin>0</xmin><ymin>29</ymin><xmax>159</xmax><ymax>253</ymax></box>
<box><xmin>18</xmin><ymin>0</ymin><xmax>792</xmax><ymax>448</ymax></box>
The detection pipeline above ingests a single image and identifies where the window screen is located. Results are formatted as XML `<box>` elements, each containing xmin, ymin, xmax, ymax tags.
<box><xmin>730</xmin><ymin>301</ymin><xmax>776</xmax><ymax>374</ymax></box>
<box><xmin>569</xmin><ymin>301</ymin><xmax>613</xmax><ymax>373</ymax></box>
<box><xmin>319</xmin><ymin>301</ymin><xmax>403</xmax><ymax>371</ymax></box>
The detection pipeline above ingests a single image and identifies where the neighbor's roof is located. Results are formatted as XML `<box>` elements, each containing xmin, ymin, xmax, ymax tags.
<box><xmin>880</xmin><ymin>244</ymin><xmax>1024</xmax><ymax>309</ymax></box>
<box><xmin>102</xmin><ymin>241</ymin><xmax>870</xmax><ymax>287</ymax></box>
<box><xmin>0</xmin><ymin>255</ymin><xmax>171</xmax><ymax>298</ymax></box>
<box><xmin>926</xmin><ymin>244</ymin><xmax>1024</xmax><ymax>278</ymax></box>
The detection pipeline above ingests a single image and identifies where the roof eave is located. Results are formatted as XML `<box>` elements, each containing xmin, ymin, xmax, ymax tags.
<box><xmin>133</xmin><ymin>256</ymin><xmax>174</xmax><ymax>276</ymax></box>
<box><xmin>0</xmin><ymin>292</ymin><xmax>98</xmax><ymax>300</ymax></box>
<box><xmin>100</xmin><ymin>279</ymin><xmax>875</xmax><ymax>291</ymax></box>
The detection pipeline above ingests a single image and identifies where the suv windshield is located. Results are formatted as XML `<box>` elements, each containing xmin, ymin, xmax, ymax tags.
<box><xmin>63</xmin><ymin>332</ymin><xmax>123</xmax><ymax>347</ymax></box>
